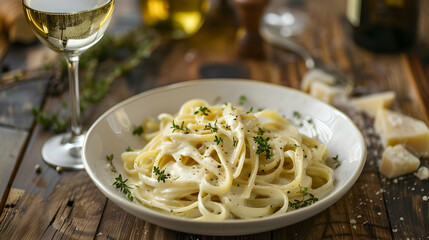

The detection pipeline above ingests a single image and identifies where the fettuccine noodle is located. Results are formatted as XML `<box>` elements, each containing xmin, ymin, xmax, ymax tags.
<box><xmin>121</xmin><ymin>99</ymin><xmax>334</xmax><ymax>220</ymax></box>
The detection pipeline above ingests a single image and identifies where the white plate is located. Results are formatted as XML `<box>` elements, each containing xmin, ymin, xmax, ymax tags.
<box><xmin>82</xmin><ymin>79</ymin><xmax>366</xmax><ymax>236</ymax></box>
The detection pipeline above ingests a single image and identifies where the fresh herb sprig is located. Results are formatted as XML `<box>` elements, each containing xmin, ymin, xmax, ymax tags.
<box><xmin>106</xmin><ymin>154</ymin><xmax>117</xmax><ymax>173</ymax></box>
<box><xmin>332</xmin><ymin>154</ymin><xmax>341</xmax><ymax>169</ymax></box>
<box><xmin>204</xmin><ymin>120</ymin><xmax>218</xmax><ymax>133</ymax></box>
<box><xmin>132</xmin><ymin>126</ymin><xmax>144</xmax><ymax>136</ymax></box>
<box><xmin>171</xmin><ymin>120</ymin><xmax>189</xmax><ymax>133</ymax></box>
<box><xmin>194</xmin><ymin>106</ymin><xmax>211</xmax><ymax>116</ymax></box>
<box><xmin>288</xmin><ymin>186</ymin><xmax>318</xmax><ymax>209</ymax></box>
<box><xmin>253</xmin><ymin>136</ymin><xmax>272</xmax><ymax>159</ymax></box>
<box><xmin>113</xmin><ymin>174</ymin><xmax>133</xmax><ymax>201</ymax></box>
<box><xmin>238</xmin><ymin>95</ymin><xmax>246</xmax><ymax>105</ymax></box>
<box><xmin>153</xmin><ymin>166</ymin><xmax>169</xmax><ymax>182</ymax></box>
<box><xmin>214</xmin><ymin>136</ymin><xmax>224</xmax><ymax>145</ymax></box>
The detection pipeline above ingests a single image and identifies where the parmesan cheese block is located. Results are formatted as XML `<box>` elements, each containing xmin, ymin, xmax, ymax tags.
<box><xmin>414</xmin><ymin>166</ymin><xmax>429</xmax><ymax>180</ymax></box>
<box><xmin>352</xmin><ymin>91</ymin><xmax>396</xmax><ymax>117</ymax></box>
<box><xmin>301</xmin><ymin>68</ymin><xmax>335</xmax><ymax>93</ymax></box>
<box><xmin>379</xmin><ymin>145</ymin><xmax>420</xmax><ymax>178</ymax></box>
<box><xmin>308</xmin><ymin>81</ymin><xmax>339</xmax><ymax>104</ymax></box>
<box><xmin>375</xmin><ymin>108</ymin><xmax>429</xmax><ymax>157</ymax></box>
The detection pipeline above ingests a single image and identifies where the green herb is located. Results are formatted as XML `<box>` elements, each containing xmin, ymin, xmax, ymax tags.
<box><xmin>204</xmin><ymin>120</ymin><xmax>218</xmax><ymax>133</ymax></box>
<box><xmin>333</xmin><ymin>154</ymin><xmax>341</xmax><ymax>169</ymax></box>
<box><xmin>253</xmin><ymin>136</ymin><xmax>272</xmax><ymax>159</ymax></box>
<box><xmin>171</xmin><ymin>120</ymin><xmax>189</xmax><ymax>133</ymax></box>
<box><xmin>307</xmin><ymin>119</ymin><xmax>313</xmax><ymax>124</ymax></box>
<box><xmin>238</xmin><ymin>95</ymin><xmax>246</xmax><ymax>105</ymax></box>
<box><xmin>293</xmin><ymin>111</ymin><xmax>301</xmax><ymax>119</ymax></box>
<box><xmin>233</xmin><ymin>137</ymin><xmax>238</xmax><ymax>147</ymax></box>
<box><xmin>153</xmin><ymin>166</ymin><xmax>169</xmax><ymax>182</ymax></box>
<box><xmin>257</xmin><ymin>127</ymin><xmax>265</xmax><ymax>135</ymax></box>
<box><xmin>113</xmin><ymin>174</ymin><xmax>133</xmax><ymax>201</ymax></box>
<box><xmin>31</xmin><ymin>104</ymin><xmax>69</xmax><ymax>133</ymax></box>
<box><xmin>246</xmin><ymin>107</ymin><xmax>254</xmax><ymax>114</ymax></box>
<box><xmin>125</xmin><ymin>146</ymin><xmax>133</xmax><ymax>152</ymax></box>
<box><xmin>194</xmin><ymin>106</ymin><xmax>211</xmax><ymax>116</ymax></box>
<box><xmin>132</xmin><ymin>126</ymin><xmax>144</xmax><ymax>136</ymax></box>
<box><xmin>288</xmin><ymin>186</ymin><xmax>318</xmax><ymax>209</ymax></box>
<box><xmin>106</xmin><ymin>154</ymin><xmax>117</xmax><ymax>173</ymax></box>
<box><xmin>214</xmin><ymin>136</ymin><xmax>224</xmax><ymax>145</ymax></box>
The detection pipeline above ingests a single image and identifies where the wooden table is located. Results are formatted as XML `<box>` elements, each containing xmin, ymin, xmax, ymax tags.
<box><xmin>1</xmin><ymin>0</ymin><xmax>428</xmax><ymax>239</ymax></box>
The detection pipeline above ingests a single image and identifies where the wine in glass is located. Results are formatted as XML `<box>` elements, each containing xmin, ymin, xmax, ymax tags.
<box><xmin>22</xmin><ymin>0</ymin><xmax>114</xmax><ymax>169</ymax></box>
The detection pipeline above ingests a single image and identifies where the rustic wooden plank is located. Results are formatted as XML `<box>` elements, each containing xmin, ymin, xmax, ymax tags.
<box><xmin>0</xmin><ymin>93</ymin><xmax>107</xmax><ymax>239</ymax></box>
<box><xmin>0</xmin><ymin>127</ymin><xmax>27</xmax><ymax>210</ymax></box>
<box><xmin>0</xmin><ymin>78</ymin><xmax>47</xmax><ymax>129</ymax></box>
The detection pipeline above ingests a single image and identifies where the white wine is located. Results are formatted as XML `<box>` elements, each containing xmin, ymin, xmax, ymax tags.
<box><xmin>23</xmin><ymin>0</ymin><xmax>114</xmax><ymax>55</ymax></box>
<box><xmin>140</xmin><ymin>0</ymin><xmax>209</xmax><ymax>39</ymax></box>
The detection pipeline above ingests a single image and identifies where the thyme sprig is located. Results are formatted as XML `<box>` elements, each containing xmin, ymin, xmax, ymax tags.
<box><xmin>132</xmin><ymin>126</ymin><xmax>144</xmax><ymax>136</ymax></box>
<box><xmin>253</xmin><ymin>136</ymin><xmax>272</xmax><ymax>159</ymax></box>
<box><xmin>238</xmin><ymin>95</ymin><xmax>246</xmax><ymax>105</ymax></box>
<box><xmin>194</xmin><ymin>106</ymin><xmax>211</xmax><ymax>116</ymax></box>
<box><xmin>288</xmin><ymin>186</ymin><xmax>318</xmax><ymax>209</ymax></box>
<box><xmin>204</xmin><ymin>120</ymin><xmax>218</xmax><ymax>133</ymax></box>
<box><xmin>332</xmin><ymin>154</ymin><xmax>341</xmax><ymax>169</ymax></box>
<box><xmin>171</xmin><ymin>120</ymin><xmax>189</xmax><ymax>133</ymax></box>
<box><xmin>214</xmin><ymin>136</ymin><xmax>224</xmax><ymax>145</ymax></box>
<box><xmin>106</xmin><ymin>154</ymin><xmax>117</xmax><ymax>173</ymax></box>
<box><xmin>113</xmin><ymin>174</ymin><xmax>133</xmax><ymax>201</ymax></box>
<box><xmin>153</xmin><ymin>166</ymin><xmax>169</xmax><ymax>182</ymax></box>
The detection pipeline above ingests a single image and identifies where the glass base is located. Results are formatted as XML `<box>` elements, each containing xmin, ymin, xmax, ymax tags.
<box><xmin>41</xmin><ymin>133</ymin><xmax>85</xmax><ymax>170</ymax></box>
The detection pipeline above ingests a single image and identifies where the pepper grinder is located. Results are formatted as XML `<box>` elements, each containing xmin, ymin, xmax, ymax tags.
<box><xmin>233</xmin><ymin>0</ymin><xmax>269</xmax><ymax>59</ymax></box>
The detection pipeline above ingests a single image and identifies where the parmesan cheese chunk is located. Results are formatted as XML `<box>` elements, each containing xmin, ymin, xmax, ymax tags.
<box><xmin>375</xmin><ymin>108</ymin><xmax>429</xmax><ymax>157</ymax></box>
<box><xmin>414</xmin><ymin>166</ymin><xmax>429</xmax><ymax>180</ymax></box>
<box><xmin>301</xmin><ymin>69</ymin><xmax>336</xmax><ymax>93</ymax></box>
<box><xmin>352</xmin><ymin>91</ymin><xmax>396</xmax><ymax>117</ymax></box>
<box><xmin>308</xmin><ymin>81</ymin><xmax>339</xmax><ymax>104</ymax></box>
<box><xmin>379</xmin><ymin>145</ymin><xmax>420</xmax><ymax>178</ymax></box>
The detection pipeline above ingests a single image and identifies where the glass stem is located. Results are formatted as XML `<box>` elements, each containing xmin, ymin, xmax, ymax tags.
<box><xmin>65</xmin><ymin>55</ymin><xmax>82</xmax><ymax>138</ymax></box>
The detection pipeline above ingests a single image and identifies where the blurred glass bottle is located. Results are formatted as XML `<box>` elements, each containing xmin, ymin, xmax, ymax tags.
<box><xmin>140</xmin><ymin>0</ymin><xmax>210</xmax><ymax>39</ymax></box>
<box><xmin>346</xmin><ymin>0</ymin><xmax>419</xmax><ymax>52</ymax></box>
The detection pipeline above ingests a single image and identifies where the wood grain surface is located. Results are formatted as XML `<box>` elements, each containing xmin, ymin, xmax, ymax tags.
<box><xmin>0</xmin><ymin>0</ymin><xmax>428</xmax><ymax>239</ymax></box>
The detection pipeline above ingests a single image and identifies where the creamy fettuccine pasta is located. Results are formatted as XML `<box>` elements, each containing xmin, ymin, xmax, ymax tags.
<box><xmin>121</xmin><ymin>99</ymin><xmax>334</xmax><ymax>220</ymax></box>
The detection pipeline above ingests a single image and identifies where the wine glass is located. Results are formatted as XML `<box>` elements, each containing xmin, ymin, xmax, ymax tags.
<box><xmin>22</xmin><ymin>0</ymin><xmax>115</xmax><ymax>169</ymax></box>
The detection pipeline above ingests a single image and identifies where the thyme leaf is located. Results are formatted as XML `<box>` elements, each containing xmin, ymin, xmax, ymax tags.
<box><xmin>113</xmin><ymin>174</ymin><xmax>133</xmax><ymax>201</ymax></box>
<box><xmin>194</xmin><ymin>106</ymin><xmax>211</xmax><ymax>116</ymax></box>
<box><xmin>106</xmin><ymin>154</ymin><xmax>117</xmax><ymax>173</ymax></box>
<box><xmin>132</xmin><ymin>126</ymin><xmax>144</xmax><ymax>136</ymax></box>
<box><xmin>253</xmin><ymin>136</ymin><xmax>272</xmax><ymax>159</ymax></box>
<box><xmin>214</xmin><ymin>136</ymin><xmax>224</xmax><ymax>145</ymax></box>
<box><xmin>288</xmin><ymin>186</ymin><xmax>318</xmax><ymax>209</ymax></box>
<box><xmin>153</xmin><ymin>166</ymin><xmax>169</xmax><ymax>182</ymax></box>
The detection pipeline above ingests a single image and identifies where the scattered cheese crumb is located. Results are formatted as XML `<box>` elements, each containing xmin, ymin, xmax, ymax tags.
<box><xmin>34</xmin><ymin>164</ymin><xmax>41</xmax><ymax>173</ymax></box>
<box><xmin>392</xmin><ymin>228</ymin><xmax>398</xmax><ymax>233</ymax></box>
<box><xmin>423</xmin><ymin>196</ymin><xmax>428</xmax><ymax>201</ymax></box>
<box><xmin>414</xmin><ymin>166</ymin><xmax>429</xmax><ymax>180</ymax></box>
<box><xmin>350</xmin><ymin>219</ymin><xmax>356</xmax><ymax>224</ymax></box>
